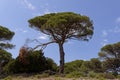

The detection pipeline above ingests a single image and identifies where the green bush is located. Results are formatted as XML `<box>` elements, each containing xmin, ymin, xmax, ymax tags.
<box><xmin>34</xmin><ymin>73</ymin><xmax>49</xmax><ymax>78</ymax></box>
<box><xmin>65</xmin><ymin>71</ymin><xmax>84</xmax><ymax>78</ymax></box>
<box><xmin>95</xmin><ymin>73</ymin><xmax>115</xmax><ymax>79</ymax></box>
<box><xmin>3</xmin><ymin>50</ymin><xmax>57</xmax><ymax>74</ymax></box>
<box><xmin>45</xmin><ymin>57</ymin><xmax>57</xmax><ymax>72</ymax></box>
<box><xmin>117</xmin><ymin>75</ymin><xmax>120</xmax><ymax>79</ymax></box>
<box><xmin>3</xmin><ymin>59</ymin><xmax>15</xmax><ymax>74</ymax></box>
<box><xmin>98</xmin><ymin>77</ymin><xmax>106</xmax><ymax>80</ymax></box>
<box><xmin>64</xmin><ymin>60</ymin><xmax>83</xmax><ymax>74</ymax></box>
<box><xmin>3</xmin><ymin>76</ymin><xmax>12</xmax><ymax>80</ymax></box>
<box><xmin>103</xmin><ymin>73</ymin><xmax>115</xmax><ymax>79</ymax></box>
<box><xmin>88</xmin><ymin>71</ymin><xmax>97</xmax><ymax>78</ymax></box>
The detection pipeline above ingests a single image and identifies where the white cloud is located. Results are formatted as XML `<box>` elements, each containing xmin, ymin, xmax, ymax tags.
<box><xmin>22</xmin><ymin>0</ymin><xmax>36</xmax><ymax>10</ymax></box>
<box><xmin>22</xmin><ymin>30</ymin><xmax>28</xmax><ymax>33</ymax></box>
<box><xmin>43</xmin><ymin>3</ymin><xmax>51</xmax><ymax>14</ymax></box>
<box><xmin>114</xmin><ymin>26</ymin><xmax>120</xmax><ymax>33</ymax></box>
<box><xmin>108</xmin><ymin>26</ymin><xmax>120</xmax><ymax>33</ymax></box>
<box><xmin>116</xmin><ymin>17</ymin><xmax>120</xmax><ymax>23</ymax></box>
<box><xmin>42</xmin><ymin>3</ymin><xmax>56</xmax><ymax>14</ymax></box>
<box><xmin>37</xmin><ymin>34</ymin><xmax>48</xmax><ymax>40</ymax></box>
<box><xmin>102</xmin><ymin>30</ymin><xmax>108</xmax><ymax>37</ymax></box>
<box><xmin>13</xmin><ymin>28</ymin><xmax>28</xmax><ymax>33</ymax></box>
<box><xmin>44</xmin><ymin>8</ymin><xmax>51</xmax><ymax>14</ymax></box>
<box><xmin>38</xmin><ymin>36</ymin><xmax>47</xmax><ymax>40</ymax></box>
<box><xmin>101</xmin><ymin>39</ymin><xmax>109</xmax><ymax>46</ymax></box>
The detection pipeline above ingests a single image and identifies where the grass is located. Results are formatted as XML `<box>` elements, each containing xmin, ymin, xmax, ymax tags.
<box><xmin>1</xmin><ymin>73</ymin><xmax>120</xmax><ymax>80</ymax></box>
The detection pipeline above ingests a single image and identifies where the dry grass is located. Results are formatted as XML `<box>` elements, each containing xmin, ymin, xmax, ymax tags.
<box><xmin>2</xmin><ymin>74</ymin><xmax>119</xmax><ymax>80</ymax></box>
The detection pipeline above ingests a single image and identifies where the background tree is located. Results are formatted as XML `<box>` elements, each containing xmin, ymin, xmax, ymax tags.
<box><xmin>0</xmin><ymin>26</ymin><xmax>15</xmax><ymax>50</ymax></box>
<box><xmin>45</xmin><ymin>57</ymin><xmax>57</xmax><ymax>72</ymax></box>
<box><xmin>0</xmin><ymin>26</ymin><xmax>14</xmax><ymax>73</ymax></box>
<box><xmin>0</xmin><ymin>49</ymin><xmax>12</xmax><ymax>73</ymax></box>
<box><xmin>80</xmin><ymin>61</ymin><xmax>91</xmax><ymax>74</ymax></box>
<box><xmin>3</xmin><ymin>46</ymin><xmax>57</xmax><ymax>74</ymax></box>
<box><xmin>28</xmin><ymin>12</ymin><xmax>94</xmax><ymax>73</ymax></box>
<box><xmin>64</xmin><ymin>60</ymin><xmax>83</xmax><ymax>74</ymax></box>
<box><xmin>89</xmin><ymin>58</ymin><xmax>102</xmax><ymax>72</ymax></box>
<box><xmin>99</xmin><ymin>42</ymin><xmax>120</xmax><ymax>75</ymax></box>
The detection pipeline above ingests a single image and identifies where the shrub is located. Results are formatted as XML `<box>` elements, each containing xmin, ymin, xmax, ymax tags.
<box><xmin>104</xmin><ymin>73</ymin><xmax>115</xmax><ymax>79</ymax></box>
<box><xmin>34</xmin><ymin>73</ymin><xmax>49</xmax><ymax>79</ymax></box>
<box><xmin>45</xmin><ymin>57</ymin><xmax>57</xmax><ymax>72</ymax></box>
<box><xmin>3</xmin><ymin>76</ymin><xmax>12</xmax><ymax>80</ymax></box>
<box><xmin>95</xmin><ymin>73</ymin><xmax>115</xmax><ymax>79</ymax></box>
<box><xmin>3</xmin><ymin>50</ymin><xmax>57</xmax><ymax>74</ymax></box>
<box><xmin>65</xmin><ymin>71</ymin><xmax>84</xmax><ymax>78</ymax></box>
<box><xmin>117</xmin><ymin>75</ymin><xmax>120</xmax><ymax>79</ymax></box>
<box><xmin>88</xmin><ymin>71</ymin><xmax>97</xmax><ymax>78</ymax></box>
<box><xmin>64</xmin><ymin>60</ymin><xmax>83</xmax><ymax>74</ymax></box>
<box><xmin>98</xmin><ymin>77</ymin><xmax>106</xmax><ymax>80</ymax></box>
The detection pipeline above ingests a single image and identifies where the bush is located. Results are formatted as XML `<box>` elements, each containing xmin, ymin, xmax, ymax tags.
<box><xmin>45</xmin><ymin>57</ymin><xmax>57</xmax><ymax>72</ymax></box>
<box><xmin>98</xmin><ymin>77</ymin><xmax>106</xmax><ymax>80</ymax></box>
<box><xmin>3</xmin><ymin>59</ymin><xmax>15</xmax><ymax>74</ymax></box>
<box><xmin>96</xmin><ymin>73</ymin><xmax>115</xmax><ymax>79</ymax></box>
<box><xmin>88</xmin><ymin>71</ymin><xmax>97</xmax><ymax>78</ymax></box>
<box><xmin>34</xmin><ymin>73</ymin><xmax>49</xmax><ymax>78</ymax></box>
<box><xmin>64</xmin><ymin>60</ymin><xmax>83</xmax><ymax>74</ymax></box>
<box><xmin>117</xmin><ymin>75</ymin><xmax>120</xmax><ymax>79</ymax></box>
<box><xmin>3</xmin><ymin>50</ymin><xmax>57</xmax><ymax>74</ymax></box>
<box><xmin>0</xmin><ymin>49</ymin><xmax>12</xmax><ymax>74</ymax></box>
<box><xmin>3</xmin><ymin>76</ymin><xmax>12</xmax><ymax>80</ymax></box>
<box><xmin>65</xmin><ymin>71</ymin><xmax>84</xmax><ymax>78</ymax></box>
<box><xmin>103</xmin><ymin>73</ymin><xmax>115</xmax><ymax>79</ymax></box>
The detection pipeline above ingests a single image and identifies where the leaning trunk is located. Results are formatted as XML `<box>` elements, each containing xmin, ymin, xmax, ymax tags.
<box><xmin>58</xmin><ymin>43</ymin><xmax>65</xmax><ymax>74</ymax></box>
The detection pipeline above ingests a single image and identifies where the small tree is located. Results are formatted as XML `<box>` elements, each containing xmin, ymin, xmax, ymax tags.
<box><xmin>4</xmin><ymin>47</ymin><xmax>57</xmax><ymax>74</ymax></box>
<box><xmin>99</xmin><ymin>42</ymin><xmax>120</xmax><ymax>74</ymax></box>
<box><xmin>64</xmin><ymin>60</ymin><xmax>84</xmax><ymax>74</ymax></box>
<box><xmin>0</xmin><ymin>26</ymin><xmax>15</xmax><ymax>50</ymax></box>
<box><xmin>90</xmin><ymin>58</ymin><xmax>102</xmax><ymax>72</ymax></box>
<box><xmin>0</xmin><ymin>26</ymin><xmax>14</xmax><ymax>73</ymax></box>
<box><xmin>28</xmin><ymin>12</ymin><xmax>94</xmax><ymax>73</ymax></box>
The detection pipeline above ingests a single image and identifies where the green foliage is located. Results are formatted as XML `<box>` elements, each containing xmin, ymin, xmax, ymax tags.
<box><xmin>64</xmin><ymin>60</ymin><xmax>83</xmax><ymax>74</ymax></box>
<box><xmin>99</xmin><ymin>42</ymin><xmax>120</xmax><ymax>74</ymax></box>
<box><xmin>80</xmin><ymin>61</ymin><xmax>91</xmax><ymax>74</ymax></box>
<box><xmin>0</xmin><ymin>26</ymin><xmax>14</xmax><ymax>74</ymax></box>
<box><xmin>28</xmin><ymin>12</ymin><xmax>93</xmax><ymax>42</ymax></box>
<box><xmin>3</xmin><ymin>59</ymin><xmax>15</xmax><ymax>74</ymax></box>
<box><xmin>0</xmin><ymin>43</ymin><xmax>15</xmax><ymax>50</ymax></box>
<box><xmin>0</xmin><ymin>26</ymin><xmax>15</xmax><ymax>50</ymax></box>
<box><xmin>88</xmin><ymin>72</ymin><xmax>116</xmax><ymax>79</ymax></box>
<box><xmin>3</xmin><ymin>76</ymin><xmax>12</xmax><ymax>80</ymax></box>
<box><xmin>0</xmin><ymin>49</ymin><xmax>12</xmax><ymax>65</ymax></box>
<box><xmin>88</xmin><ymin>71</ymin><xmax>96</xmax><ymax>78</ymax></box>
<box><xmin>65</xmin><ymin>71</ymin><xmax>84</xmax><ymax>78</ymax></box>
<box><xmin>0</xmin><ymin>49</ymin><xmax>12</xmax><ymax>74</ymax></box>
<box><xmin>89</xmin><ymin>58</ymin><xmax>102</xmax><ymax>72</ymax></box>
<box><xmin>34</xmin><ymin>73</ymin><xmax>49</xmax><ymax>78</ymax></box>
<box><xmin>102</xmin><ymin>73</ymin><xmax>115</xmax><ymax>79</ymax></box>
<box><xmin>117</xmin><ymin>75</ymin><xmax>120</xmax><ymax>79</ymax></box>
<box><xmin>45</xmin><ymin>57</ymin><xmax>57</xmax><ymax>71</ymax></box>
<box><xmin>26</xmin><ymin>50</ymin><xmax>47</xmax><ymax>72</ymax></box>
<box><xmin>0</xmin><ymin>26</ymin><xmax>14</xmax><ymax>41</ymax></box>
<box><xmin>3</xmin><ymin>50</ymin><xmax>57</xmax><ymax>74</ymax></box>
<box><xmin>99</xmin><ymin>42</ymin><xmax>120</xmax><ymax>59</ymax></box>
<box><xmin>64</xmin><ymin>59</ymin><xmax>103</xmax><ymax>77</ymax></box>
<box><xmin>28</xmin><ymin>12</ymin><xmax>94</xmax><ymax>73</ymax></box>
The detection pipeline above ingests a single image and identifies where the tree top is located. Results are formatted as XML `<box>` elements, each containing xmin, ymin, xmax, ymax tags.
<box><xmin>28</xmin><ymin>12</ymin><xmax>94</xmax><ymax>42</ymax></box>
<box><xmin>0</xmin><ymin>26</ymin><xmax>14</xmax><ymax>41</ymax></box>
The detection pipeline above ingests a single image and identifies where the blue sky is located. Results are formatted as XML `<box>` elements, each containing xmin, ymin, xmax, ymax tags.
<box><xmin>0</xmin><ymin>0</ymin><xmax>120</xmax><ymax>64</ymax></box>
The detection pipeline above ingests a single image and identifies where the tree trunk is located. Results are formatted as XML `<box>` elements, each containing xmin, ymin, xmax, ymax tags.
<box><xmin>58</xmin><ymin>43</ymin><xmax>65</xmax><ymax>74</ymax></box>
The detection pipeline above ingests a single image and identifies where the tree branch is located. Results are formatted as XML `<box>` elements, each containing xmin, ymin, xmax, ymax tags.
<box><xmin>33</xmin><ymin>41</ymin><xmax>56</xmax><ymax>50</ymax></box>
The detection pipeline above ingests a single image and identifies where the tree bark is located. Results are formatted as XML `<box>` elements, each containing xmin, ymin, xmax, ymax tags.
<box><xmin>58</xmin><ymin>43</ymin><xmax>65</xmax><ymax>74</ymax></box>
